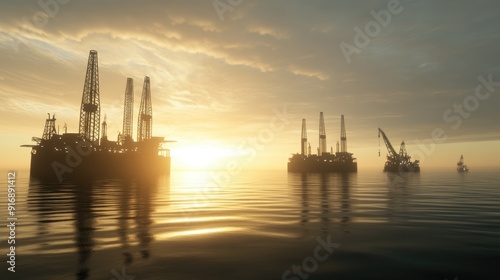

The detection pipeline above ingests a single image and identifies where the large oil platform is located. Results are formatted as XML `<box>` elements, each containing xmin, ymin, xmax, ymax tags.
<box><xmin>22</xmin><ymin>50</ymin><xmax>171</xmax><ymax>181</ymax></box>
<box><xmin>288</xmin><ymin>113</ymin><xmax>357</xmax><ymax>172</ymax></box>
<box><xmin>378</xmin><ymin>128</ymin><xmax>420</xmax><ymax>172</ymax></box>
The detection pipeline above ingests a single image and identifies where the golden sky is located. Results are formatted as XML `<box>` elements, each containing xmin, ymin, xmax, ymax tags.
<box><xmin>1</xmin><ymin>0</ymin><xmax>499</xmax><ymax>171</ymax></box>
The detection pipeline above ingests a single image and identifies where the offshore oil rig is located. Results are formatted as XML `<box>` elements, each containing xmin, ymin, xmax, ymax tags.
<box><xmin>288</xmin><ymin>112</ymin><xmax>357</xmax><ymax>172</ymax></box>
<box><xmin>378</xmin><ymin>128</ymin><xmax>420</xmax><ymax>172</ymax></box>
<box><xmin>22</xmin><ymin>50</ymin><xmax>171</xmax><ymax>181</ymax></box>
<box><xmin>457</xmin><ymin>155</ymin><xmax>468</xmax><ymax>172</ymax></box>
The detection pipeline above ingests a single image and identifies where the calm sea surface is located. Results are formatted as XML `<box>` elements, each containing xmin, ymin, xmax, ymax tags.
<box><xmin>1</xmin><ymin>169</ymin><xmax>499</xmax><ymax>280</ymax></box>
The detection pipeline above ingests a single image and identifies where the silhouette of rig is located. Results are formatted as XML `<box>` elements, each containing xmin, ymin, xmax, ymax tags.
<box><xmin>378</xmin><ymin>128</ymin><xmax>420</xmax><ymax>172</ymax></box>
<box><xmin>22</xmin><ymin>50</ymin><xmax>172</xmax><ymax>181</ymax></box>
<box><xmin>288</xmin><ymin>112</ymin><xmax>357</xmax><ymax>172</ymax></box>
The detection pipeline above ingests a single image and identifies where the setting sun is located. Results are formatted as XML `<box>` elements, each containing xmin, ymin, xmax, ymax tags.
<box><xmin>171</xmin><ymin>145</ymin><xmax>239</xmax><ymax>170</ymax></box>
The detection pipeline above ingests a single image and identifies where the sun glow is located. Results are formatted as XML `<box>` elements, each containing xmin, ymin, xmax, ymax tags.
<box><xmin>155</xmin><ymin>227</ymin><xmax>244</xmax><ymax>240</ymax></box>
<box><xmin>171</xmin><ymin>145</ymin><xmax>239</xmax><ymax>170</ymax></box>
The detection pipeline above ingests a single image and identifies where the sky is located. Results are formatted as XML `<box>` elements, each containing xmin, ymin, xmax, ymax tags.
<box><xmin>0</xmin><ymin>0</ymin><xmax>499</xmax><ymax>171</ymax></box>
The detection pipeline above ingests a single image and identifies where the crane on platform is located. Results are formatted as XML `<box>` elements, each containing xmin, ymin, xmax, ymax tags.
<box><xmin>378</xmin><ymin>128</ymin><xmax>420</xmax><ymax>172</ymax></box>
<box><xmin>378</xmin><ymin>128</ymin><xmax>398</xmax><ymax>160</ymax></box>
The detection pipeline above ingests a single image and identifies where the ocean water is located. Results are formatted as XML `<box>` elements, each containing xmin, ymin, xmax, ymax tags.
<box><xmin>1</xmin><ymin>169</ymin><xmax>499</xmax><ymax>280</ymax></box>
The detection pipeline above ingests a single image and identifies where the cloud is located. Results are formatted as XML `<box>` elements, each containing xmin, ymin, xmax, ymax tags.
<box><xmin>288</xmin><ymin>65</ymin><xmax>330</xmax><ymax>81</ymax></box>
<box><xmin>1</xmin><ymin>0</ymin><xmax>500</xmax><ymax>169</ymax></box>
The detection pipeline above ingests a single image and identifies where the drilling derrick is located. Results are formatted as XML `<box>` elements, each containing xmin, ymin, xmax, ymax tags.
<box><xmin>42</xmin><ymin>113</ymin><xmax>57</xmax><ymax>140</ymax></box>
<box><xmin>79</xmin><ymin>50</ymin><xmax>100</xmax><ymax>145</ymax></box>
<box><xmin>137</xmin><ymin>76</ymin><xmax>152</xmax><ymax>142</ymax></box>
<box><xmin>319</xmin><ymin>112</ymin><xmax>327</xmax><ymax>155</ymax></box>
<box><xmin>340</xmin><ymin>114</ymin><xmax>347</xmax><ymax>153</ymax></box>
<box><xmin>399</xmin><ymin>141</ymin><xmax>407</xmax><ymax>159</ymax></box>
<box><xmin>122</xmin><ymin>78</ymin><xmax>134</xmax><ymax>140</ymax></box>
<box><xmin>301</xmin><ymin>119</ymin><xmax>307</xmax><ymax>156</ymax></box>
<box><xmin>398</xmin><ymin>141</ymin><xmax>413</xmax><ymax>167</ymax></box>
<box><xmin>101</xmin><ymin>114</ymin><xmax>108</xmax><ymax>144</ymax></box>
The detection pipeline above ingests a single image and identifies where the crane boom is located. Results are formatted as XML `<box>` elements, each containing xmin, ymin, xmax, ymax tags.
<box><xmin>378</xmin><ymin>128</ymin><xmax>398</xmax><ymax>158</ymax></box>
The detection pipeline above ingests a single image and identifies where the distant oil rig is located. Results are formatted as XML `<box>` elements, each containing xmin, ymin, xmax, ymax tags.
<box><xmin>22</xmin><ymin>50</ymin><xmax>171</xmax><ymax>181</ymax></box>
<box><xmin>457</xmin><ymin>155</ymin><xmax>468</xmax><ymax>172</ymax></box>
<box><xmin>378</xmin><ymin>128</ymin><xmax>420</xmax><ymax>172</ymax></box>
<box><xmin>288</xmin><ymin>112</ymin><xmax>357</xmax><ymax>172</ymax></box>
